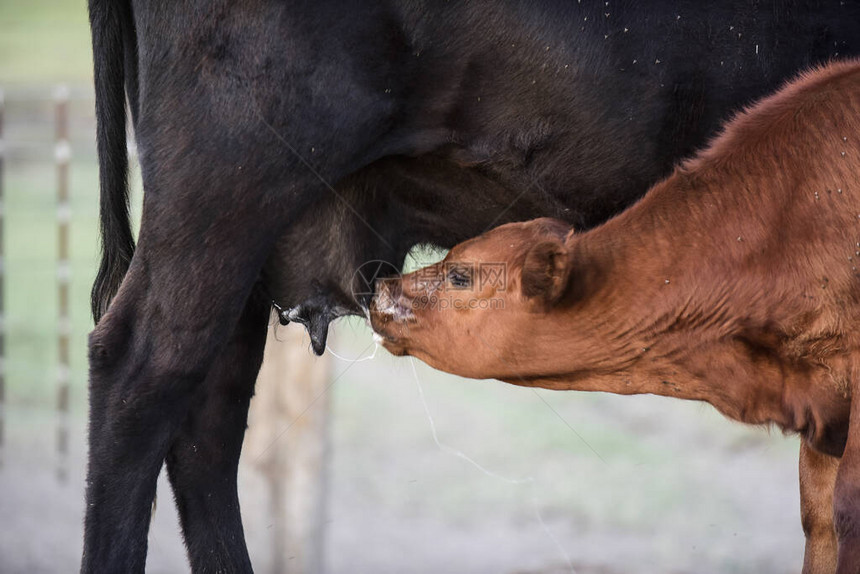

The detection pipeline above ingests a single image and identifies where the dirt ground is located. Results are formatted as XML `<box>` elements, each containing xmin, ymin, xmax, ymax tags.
<box><xmin>0</xmin><ymin>323</ymin><xmax>805</xmax><ymax>574</ymax></box>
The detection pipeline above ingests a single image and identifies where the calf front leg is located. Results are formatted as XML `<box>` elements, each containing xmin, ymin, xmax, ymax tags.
<box><xmin>800</xmin><ymin>440</ymin><xmax>840</xmax><ymax>574</ymax></box>
<box><xmin>165</xmin><ymin>288</ymin><xmax>270</xmax><ymax>573</ymax></box>
<box><xmin>834</xmin><ymin>389</ymin><xmax>860</xmax><ymax>574</ymax></box>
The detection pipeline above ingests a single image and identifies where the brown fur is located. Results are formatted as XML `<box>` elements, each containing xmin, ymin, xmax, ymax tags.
<box><xmin>371</xmin><ymin>59</ymin><xmax>860</xmax><ymax>573</ymax></box>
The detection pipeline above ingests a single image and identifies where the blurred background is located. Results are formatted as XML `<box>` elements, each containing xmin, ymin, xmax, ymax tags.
<box><xmin>0</xmin><ymin>1</ymin><xmax>805</xmax><ymax>573</ymax></box>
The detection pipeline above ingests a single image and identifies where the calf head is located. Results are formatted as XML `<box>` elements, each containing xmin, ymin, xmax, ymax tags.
<box><xmin>370</xmin><ymin>218</ymin><xmax>575</xmax><ymax>379</ymax></box>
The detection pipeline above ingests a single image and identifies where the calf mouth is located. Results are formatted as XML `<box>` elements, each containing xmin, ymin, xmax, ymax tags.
<box><xmin>369</xmin><ymin>282</ymin><xmax>418</xmax><ymax>353</ymax></box>
<box><xmin>371</xmin><ymin>330</ymin><xmax>410</xmax><ymax>356</ymax></box>
<box><xmin>369</xmin><ymin>313</ymin><xmax>414</xmax><ymax>356</ymax></box>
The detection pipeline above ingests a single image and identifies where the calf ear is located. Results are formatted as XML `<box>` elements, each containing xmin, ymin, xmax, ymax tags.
<box><xmin>521</xmin><ymin>238</ymin><xmax>571</xmax><ymax>305</ymax></box>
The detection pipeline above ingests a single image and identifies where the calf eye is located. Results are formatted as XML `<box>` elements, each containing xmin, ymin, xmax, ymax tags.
<box><xmin>447</xmin><ymin>268</ymin><xmax>472</xmax><ymax>289</ymax></box>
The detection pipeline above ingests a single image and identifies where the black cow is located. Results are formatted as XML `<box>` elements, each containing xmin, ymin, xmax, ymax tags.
<box><xmin>83</xmin><ymin>1</ymin><xmax>860</xmax><ymax>572</ymax></box>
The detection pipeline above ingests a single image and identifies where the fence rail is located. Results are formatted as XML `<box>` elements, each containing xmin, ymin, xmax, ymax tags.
<box><xmin>0</xmin><ymin>86</ymin><xmax>6</xmax><ymax>469</ymax></box>
<box><xmin>55</xmin><ymin>85</ymin><xmax>71</xmax><ymax>482</ymax></box>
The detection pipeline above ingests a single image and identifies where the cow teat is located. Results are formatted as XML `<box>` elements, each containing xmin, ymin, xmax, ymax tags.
<box><xmin>271</xmin><ymin>302</ymin><xmax>291</xmax><ymax>326</ymax></box>
<box><xmin>307</xmin><ymin>315</ymin><xmax>330</xmax><ymax>356</ymax></box>
<box><xmin>278</xmin><ymin>292</ymin><xmax>361</xmax><ymax>356</ymax></box>
<box><xmin>282</xmin><ymin>304</ymin><xmax>330</xmax><ymax>355</ymax></box>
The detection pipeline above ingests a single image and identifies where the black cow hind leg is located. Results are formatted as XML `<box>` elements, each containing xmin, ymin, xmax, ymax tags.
<box><xmin>165</xmin><ymin>287</ymin><xmax>270</xmax><ymax>572</ymax></box>
<box><xmin>81</xmin><ymin>208</ymin><xmax>282</xmax><ymax>573</ymax></box>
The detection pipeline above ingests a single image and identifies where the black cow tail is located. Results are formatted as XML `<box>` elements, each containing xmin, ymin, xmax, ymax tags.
<box><xmin>88</xmin><ymin>0</ymin><xmax>135</xmax><ymax>323</ymax></box>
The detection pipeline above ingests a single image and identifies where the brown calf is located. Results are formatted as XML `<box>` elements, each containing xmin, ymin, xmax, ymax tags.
<box><xmin>370</xmin><ymin>60</ymin><xmax>860</xmax><ymax>573</ymax></box>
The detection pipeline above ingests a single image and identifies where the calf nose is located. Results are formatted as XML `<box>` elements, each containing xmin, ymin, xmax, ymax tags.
<box><xmin>371</xmin><ymin>277</ymin><xmax>416</xmax><ymax>324</ymax></box>
<box><xmin>372</xmin><ymin>277</ymin><xmax>402</xmax><ymax>316</ymax></box>
<box><xmin>377</xmin><ymin>277</ymin><xmax>402</xmax><ymax>301</ymax></box>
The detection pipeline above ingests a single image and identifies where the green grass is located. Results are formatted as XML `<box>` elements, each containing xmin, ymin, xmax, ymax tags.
<box><xmin>0</xmin><ymin>0</ymin><xmax>93</xmax><ymax>86</ymax></box>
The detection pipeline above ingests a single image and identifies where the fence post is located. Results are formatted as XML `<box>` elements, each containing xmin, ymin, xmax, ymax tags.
<box><xmin>245</xmin><ymin>321</ymin><xmax>332</xmax><ymax>574</ymax></box>
<box><xmin>55</xmin><ymin>85</ymin><xmax>71</xmax><ymax>482</ymax></box>
<box><xmin>0</xmin><ymin>87</ymin><xmax>5</xmax><ymax>469</ymax></box>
